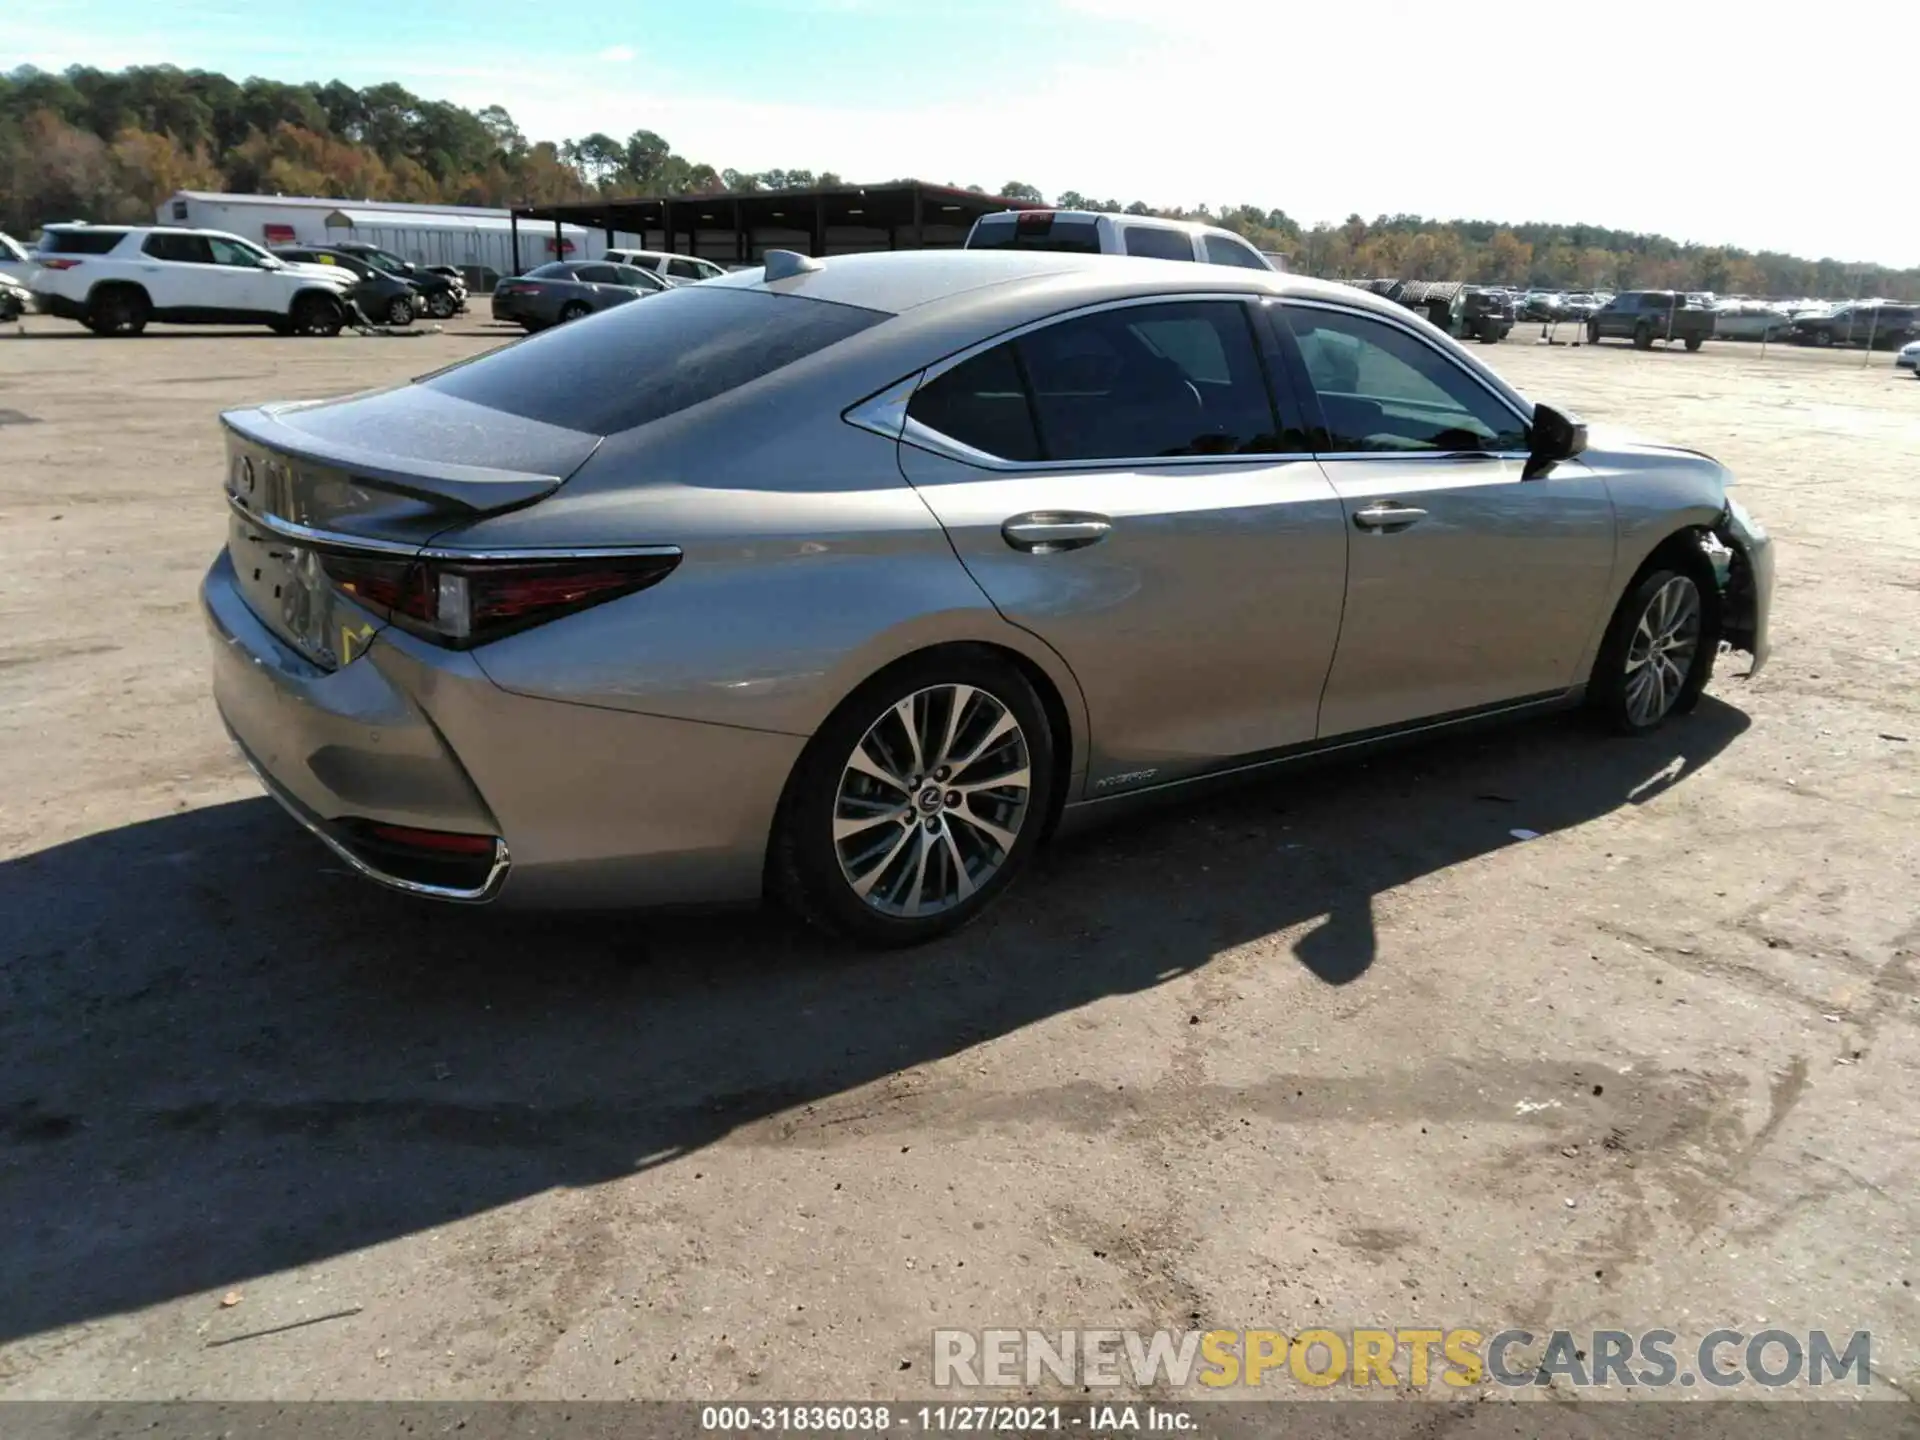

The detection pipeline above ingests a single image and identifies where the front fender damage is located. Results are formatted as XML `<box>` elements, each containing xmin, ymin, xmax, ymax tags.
<box><xmin>1705</xmin><ymin>500</ymin><xmax>1773</xmax><ymax>677</ymax></box>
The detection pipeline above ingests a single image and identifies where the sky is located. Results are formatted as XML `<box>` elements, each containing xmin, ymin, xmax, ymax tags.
<box><xmin>6</xmin><ymin>0</ymin><xmax>1917</xmax><ymax>267</ymax></box>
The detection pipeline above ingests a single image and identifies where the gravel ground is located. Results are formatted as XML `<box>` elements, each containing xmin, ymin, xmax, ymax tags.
<box><xmin>0</xmin><ymin>308</ymin><xmax>1915</xmax><ymax>1402</ymax></box>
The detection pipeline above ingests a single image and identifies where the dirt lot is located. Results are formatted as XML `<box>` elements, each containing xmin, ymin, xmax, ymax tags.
<box><xmin>0</xmin><ymin>307</ymin><xmax>1915</xmax><ymax>1403</ymax></box>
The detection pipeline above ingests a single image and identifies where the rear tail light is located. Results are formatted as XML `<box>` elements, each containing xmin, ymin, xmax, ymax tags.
<box><xmin>40</xmin><ymin>257</ymin><xmax>83</xmax><ymax>270</ymax></box>
<box><xmin>1015</xmin><ymin>210</ymin><xmax>1057</xmax><ymax>232</ymax></box>
<box><xmin>319</xmin><ymin>551</ymin><xmax>679</xmax><ymax>648</ymax></box>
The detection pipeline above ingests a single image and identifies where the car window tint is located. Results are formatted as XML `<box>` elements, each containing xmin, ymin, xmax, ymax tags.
<box><xmin>1122</xmin><ymin>225</ymin><xmax>1194</xmax><ymax>261</ymax></box>
<box><xmin>143</xmin><ymin>233</ymin><xmax>212</xmax><ymax>264</ymax></box>
<box><xmin>1203</xmin><ymin>235</ymin><xmax>1269</xmax><ymax>269</ymax></box>
<box><xmin>1284</xmin><ymin>306</ymin><xmax>1529</xmax><ymax>454</ymax></box>
<box><xmin>422</xmin><ymin>288</ymin><xmax>888</xmax><ymax>436</ymax></box>
<box><xmin>526</xmin><ymin>262</ymin><xmax>571</xmax><ymax>278</ymax></box>
<box><xmin>967</xmin><ymin>213</ymin><xmax>1102</xmax><ymax>254</ymax></box>
<box><xmin>1017</xmin><ymin>301</ymin><xmax>1281</xmax><ymax>460</ymax></box>
<box><xmin>207</xmin><ymin>237</ymin><xmax>261</xmax><ymax>267</ymax></box>
<box><xmin>667</xmin><ymin>258</ymin><xmax>704</xmax><ymax>279</ymax></box>
<box><xmin>575</xmin><ymin>264</ymin><xmax>619</xmax><ymax>283</ymax></box>
<box><xmin>615</xmin><ymin>265</ymin><xmax>664</xmax><ymax>290</ymax></box>
<box><xmin>44</xmin><ymin>229</ymin><xmax>128</xmax><ymax>255</ymax></box>
<box><xmin>906</xmin><ymin>343</ymin><xmax>1042</xmax><ymax>462</ymax></box>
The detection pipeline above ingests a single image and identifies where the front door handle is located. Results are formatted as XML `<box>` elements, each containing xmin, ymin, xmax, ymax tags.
<box><xmin>1352</xmin><ymin>502</ymin><xmax>1428</xmax><ymax>531</ymax></box>
<box><xmin>1003</xmin><ymin>512</ymin><xmax>1112</xmax><ymax>553</ymax></box>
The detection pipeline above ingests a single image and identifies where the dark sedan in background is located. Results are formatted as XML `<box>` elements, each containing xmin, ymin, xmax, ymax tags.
<box><xmin>490</xmin><ymin>261</ymin><xmax>668</xmax><ymax>330</ymax></box>
<box><xmin>1789</xmin><ymin>303</ymin><xmax>1920</xmax><ymax>350</ymax></box>
<box><xmin>327</xmin><ymin>240</ymin><xmax>464</xmax><ymax>319</ymax></box>
<box><xmin>270</xmin><ymin>246</ymin><xmax>419</xmax><ymax>327</ymax></box>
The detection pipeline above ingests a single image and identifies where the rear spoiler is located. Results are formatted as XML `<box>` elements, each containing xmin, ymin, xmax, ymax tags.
<box><xmin>220</xmin><ymin>395</ymin><xmax>599</xmax><ymax>515</ymax></box>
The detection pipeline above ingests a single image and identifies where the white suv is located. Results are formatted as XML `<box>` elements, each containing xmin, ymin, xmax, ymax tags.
<box><xmin>963</xmin><ymin>209</ymin><xmax>1276</xmax><ymax>271</ymax></box>
<box><xmin>31</xmin><ymin>225</ymin><xmax>358</xmax><ymax>336</ymax></box>
<box><xmin>602</xmin><ymin>248</ymin><xmax>728</xmax><ymax>284</ymax></box>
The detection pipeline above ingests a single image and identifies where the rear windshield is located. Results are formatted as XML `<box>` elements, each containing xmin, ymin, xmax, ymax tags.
<box><xmin>40</xmin><ymin>228</ymin><xmax>126</xmax><ymax>255</ymax></box>
<box><xmin>967</xmin><ymin>213</ymin><xmax>1101</xmax><ymax>255</ymax></box>
<box><xmin>525</xmin><ymin>262</ymin><xmax>574</xmax><ymax>278</ymax></box>
<box><xmin>422</xmin><ymin>286</ymin><xmax>888</xmax><ymax>436</ymax></box>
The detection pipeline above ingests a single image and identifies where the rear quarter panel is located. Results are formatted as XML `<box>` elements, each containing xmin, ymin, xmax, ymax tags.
<box><xmin>445</xmin><ymin>415</ymin><xmax>1092</xmax><ymax>792</ymax></box>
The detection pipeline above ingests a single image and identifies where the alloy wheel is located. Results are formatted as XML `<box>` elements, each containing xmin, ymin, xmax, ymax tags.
<box><xmin>833</xmin><ymin>684</ymin><xmax>1031</xmax><ymax>918</ymax></box>
<box><xmin>1623</xmin><ymin>575</ymin><xmax>1701</xmax><ymax>727</ymax></box>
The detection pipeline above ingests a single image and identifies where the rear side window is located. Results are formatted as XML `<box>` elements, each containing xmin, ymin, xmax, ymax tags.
<box><xmin>42</xmin><ymin>228</ymin><xmax>127</xmax><ymax>255</ymax></box>
<box><xmin>907</xmin><ymin>300</ymin><xmax>1290</xmax><ymax>463</ymax></box>
<box><xmin>422</xmin><ymin>287</ymin><xmax>888</xmax><ymax>436</ymax></box>
<box><xmin>966</xmin><ymin>213</ymin><xmax>1102</xmax><ymax>254</ymax></box>
<box><xmin>907</xmin><ymin>345</ymin><xmax>1042</xmax><ymax>462</ymax></box>
<box><xmin>575</xmin><ymin>264</ymin><xmax>619</xmax><ymax>283</ymax></box>
<box><xmin>144</xmin><ymin>233</ymin><xmax>213</xmax><ymax>264</ymax></box>
<box><xmin>1121</xmin><ymin>226</ymin><xmax>1194</xmax><ymax>262</ymax></box>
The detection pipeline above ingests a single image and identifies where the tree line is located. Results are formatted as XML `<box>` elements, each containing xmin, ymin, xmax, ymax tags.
<box><xmin>3</xmin><ymin>64</ymin><xmax>1913</xmax><ymax>300</ymax></box>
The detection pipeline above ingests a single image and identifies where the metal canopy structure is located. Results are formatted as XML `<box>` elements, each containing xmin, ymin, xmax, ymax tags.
<box><xmin>507</xmin><ymin>181</ymin><xmax>1040</xmax><ymax>274</ymax></box>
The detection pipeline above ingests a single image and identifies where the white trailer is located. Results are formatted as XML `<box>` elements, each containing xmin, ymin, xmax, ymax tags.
<box><xmin>158</xmin><ymin>191</ymin><xmax>637</xmax><ymax>287</ymax></box>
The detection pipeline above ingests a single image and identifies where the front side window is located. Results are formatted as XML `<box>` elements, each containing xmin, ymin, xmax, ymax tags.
<box><xmin>1121</xmin><ymin>225</ymin><xmax>1194</xmax><ymax>262</ymax></box>
<box><xmin>1282</xmin><ymin>305</ymin><xmax>1529</xmax><ymax>454</ymax></box>
<box><xmin>906</xmin><ymin>300</ymin><xmax>1288</xmax><ymax>463</ymax></box>
<box><xmin>575</xmin><ymin>264</ymin><xmax>619</xmax><ymax>283</ymax></box>
<box><xmin>208</xmin><ymin>237</ymin><xmax>264</xmax><ymax>268</ymax></box>
<box><xmin>667</xmin><ymin>258</ymin><xmax>705</xmax><ymax>279</ymax></box>
<box><xmin>1203</xmin><ymin>235</ymin><xmax>1269</xmax><ymax>270</ymax></box>
<box><xmin>614</xmin><ymin>265</ymin><xmax>665</xmax><ymax>290</ymax></box>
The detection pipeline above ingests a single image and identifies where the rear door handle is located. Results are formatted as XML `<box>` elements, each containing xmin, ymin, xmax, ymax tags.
<box><xmin>1352</xmin><ymin>503</ymin><xmax>1428</xmax><ymax>531</ymax></box>
<box><xmin>1002</xmin><ymin>512</ymin><xmax>1112</xmax><ymax>553</ymax></box>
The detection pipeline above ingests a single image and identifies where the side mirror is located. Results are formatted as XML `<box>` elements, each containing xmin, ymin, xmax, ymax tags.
<box><xmin>1524</xmin><ymin>403</ymin><xmax>1587</xmax><ymax>480</ymax></box>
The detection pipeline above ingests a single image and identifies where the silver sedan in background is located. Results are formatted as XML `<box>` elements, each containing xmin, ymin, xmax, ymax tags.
<box><xmin>204</xmin><ymin>250</ymin><xmax>1773</xmax><ymax>946</ymax></box>
<box><xmin>489</xmin><ymin>259</ymin><xmax>668</xmax><ymax>330</ymax></box>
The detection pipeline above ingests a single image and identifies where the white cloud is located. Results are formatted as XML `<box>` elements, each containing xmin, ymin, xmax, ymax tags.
<box><xmin>597</xmin><ymin>44</ymin><xmax>636</xmax><ymax>62</ymax></box>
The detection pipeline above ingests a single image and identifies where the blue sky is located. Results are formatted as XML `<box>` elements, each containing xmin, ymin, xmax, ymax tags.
<box><xmin>6</xmin><ymin>0</ymin><xmax>1915</xmax><ymax>266</ymax></box>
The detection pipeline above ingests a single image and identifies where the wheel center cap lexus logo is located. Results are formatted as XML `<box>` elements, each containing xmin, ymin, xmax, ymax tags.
<box><xmin>917</xmin><ymin>785</ymin><xmax>944</xmax><ymax>814</ymax></box>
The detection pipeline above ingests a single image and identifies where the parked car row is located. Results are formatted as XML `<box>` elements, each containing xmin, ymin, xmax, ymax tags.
<box><xmin>0</xmin><ymin>223</ymin><xmax>471</xmax><ymax>336</ymax></box>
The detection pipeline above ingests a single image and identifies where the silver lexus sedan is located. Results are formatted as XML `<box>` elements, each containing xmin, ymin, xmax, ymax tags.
<box><xmin>203</xmin><ymin>249</ymin><xmax>1773</xmax><ymax>946</ymax></box>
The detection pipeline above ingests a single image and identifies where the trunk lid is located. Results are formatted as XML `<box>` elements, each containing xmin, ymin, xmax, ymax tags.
<box><xmin>221</xmin><ymin>384</ymin><xmax>600</xmax><ymax>668</ymax></box>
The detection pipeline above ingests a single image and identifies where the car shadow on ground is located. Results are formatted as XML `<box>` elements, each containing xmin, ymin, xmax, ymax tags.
<box><xmin>0</xmin><ymin>697</ymin><xmax>1748</xmax><ymax>1344</ymax></box>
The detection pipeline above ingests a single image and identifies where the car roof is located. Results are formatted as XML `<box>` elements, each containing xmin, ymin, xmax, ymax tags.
<box><xmin>706</xmin><ymin>247</ymin><xmax>1378</xmax><ymax>319</ymax></box>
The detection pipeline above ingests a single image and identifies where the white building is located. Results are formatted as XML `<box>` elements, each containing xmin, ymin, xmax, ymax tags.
<box><xmin>158</xmin><ymin>191</ymin><xmax>638</xmax><ymax>285</ymax></box>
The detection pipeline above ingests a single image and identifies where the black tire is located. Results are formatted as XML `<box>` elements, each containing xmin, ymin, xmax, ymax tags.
<box><xmin>1588</xmin><ymin>563</ymin><xmax>1719</xmax><ymax>735</ymax></box>
<box><xmin>1632</xmin><ymin>322</ymin><xmax>1653</xmax><ymax>350</ymax></box>
<box><xmin>1587</xmin><ymin>321</ymin><xmax>1601</xmax><ymax>345</ymax></box>
<box><xmin>769</xmin><ymin>649</ymin><xmax>1055</xmax><ymax>948</ymax></box>
<box><xmin>1811</xmin><ymin>330</ymin><xmax>1833</xmax><ymax>348</ymax></box>
<box><xmin>86</xmin><ymin>285</ymin><xmax>149</xmax><ymax>335</ymax></box>
<box><xmin>557</xmin><ymin>301</ymin><xmax>591</xmax><ymax>324</ymax></box>
<box><xmin>289</xmin><ymin>292</ymin><xmax>344</xmax><ymax>337</ymax></box>
<box><xmin>384</xmin><ymin>295</ymin><xmax>414</xmax><ymax>327</ymax></box>
<box><xmin>426</xmin><ymin>290</ymin><xmax>456</xmax><ymax>319</ymax></box>
<box><xmin>1684</xmin><ymin>334</ymin><xmax>1704</xmax><ymax>352</ymax></box>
